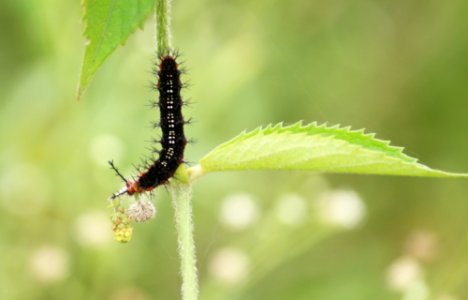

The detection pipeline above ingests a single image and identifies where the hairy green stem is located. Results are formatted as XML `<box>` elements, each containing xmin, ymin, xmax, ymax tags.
<box><xmin>156</xmin><ymin>1</ymin><xmax>197</xmax><ymax>298</ymax></box>
<box><xmin>169</xmin><ymin>182</ymin><xmax>199</xmax><ymax>300</ymax></box>
<box><xmin>156</xmin><ymin>0</ymin><xmax>172</xmax><ymax>55</ymax></box>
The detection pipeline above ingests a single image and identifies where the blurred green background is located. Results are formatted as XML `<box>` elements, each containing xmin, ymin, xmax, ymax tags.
<box><xmin>1</xmin><ymin>0</ymin><xmax>468</xmax><ymax>299</ymax></box>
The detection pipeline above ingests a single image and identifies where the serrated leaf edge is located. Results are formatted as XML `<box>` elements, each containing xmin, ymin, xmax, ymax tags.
<box><xmin>207</xmin><ymin>122</ymin><xmax>416</xmax><ymax>164</ymax></box>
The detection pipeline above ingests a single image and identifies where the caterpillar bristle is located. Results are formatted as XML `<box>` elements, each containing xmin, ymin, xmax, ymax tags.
<box><xmin>150</xmin><ymin>67</ymin><xmax>159</xmax><ymax>76</ymax></box>
<box><xmin>178</xmin><ymin>68</ymin><xmax>189</xmax><ymax>75</ymax></box>
<box><xmin>183</xmin><ymin>117</ymin><xmax>195</xmax><ymax>125</ymax></box>
<box><xmin>108</xmin><ymin>160</ymin><xmax>128</xmax><ymax>183</ymax></box>
<box><xmin>182</xmin><ymin>160</ymin><xmax>194</xmax><ymax>166</ymax></box>
<box><xmin>131</xmin><ymin>163</ymin><xmax>141</xmax><ymax>173</ymax></box>
<box><xmin>145</xmin><ymin>100</ymin><xmax>155</xmax><ymax>108</ymax></box>
<box><xmin>150</xmin><ymin>121</ymin><xmax>161</xmax><ymax>128</ymax></box>
<box><xmin>169</xmin><ymin>49</ymin><xmax>182</xmax><ymax>59</ymax></box>
<box><xmin>182</xmin><ymin>99</ymin><xmax>195</xmax><ymax>107</ymax></box>
<box><xmin>144</xmin><ymin>145</ymin><xmax>154</xmax><ymax>153</ymax></box>
<box><xmin>148</xmin><ymin>137</ymin><xmax>161</xmax><ymax>144</ymax></box>
<box><xmin>180</xmin><ymin>81</ymin><xmax>192</xmax><ymax>89</ymax></box>
<box><xmin>145</xmin><ymin>81</ymin><xmax>156</xmax><ymax>91</ymax></box>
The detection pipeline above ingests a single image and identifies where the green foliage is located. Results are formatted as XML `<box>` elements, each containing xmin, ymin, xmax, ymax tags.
<box><xmin>200</xmin><ymin>122</ymin><xmax>468</xmax><ymax>178</ymax></box>
<box><xmin>2</xmin><ymin>0</ymin><xmax>468</xmax><ymax>299</ymax></box>
<box><xmin>77</xmin><ymin>0</ymin><xmax>156</xmax><ymax>98</ymax></box>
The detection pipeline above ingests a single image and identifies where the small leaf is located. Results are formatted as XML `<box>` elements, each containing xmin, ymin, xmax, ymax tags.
<box><xmin>78</xmin><ymin>0</ymin><xmax>156</xmax><ymax>99</ymax></box>
<box><xmin>199</xmin><ymin>122</ymin><xmax>468</xmax><ymax>178</ymax></box>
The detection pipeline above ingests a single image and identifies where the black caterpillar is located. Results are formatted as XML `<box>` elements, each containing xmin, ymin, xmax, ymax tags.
<box><xmin>110</xmin><ymin>54</ymin><xmax>187</xmax><ymax>199</ymax></box>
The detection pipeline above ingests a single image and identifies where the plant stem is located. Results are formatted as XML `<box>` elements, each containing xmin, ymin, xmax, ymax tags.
<box><xmin>156</xmin><ymin>1</ymin><xmax>197</xmax><ymax>298</ymax></box>
<box><xmin>156</xmin><ymin>0</ymin><xmax>172</xmax><ymax>55</ymax></box>
<box><xmin>169</xmin><ymin>182</ymin><xmax>199</xmax><ymax>300</ymax></box>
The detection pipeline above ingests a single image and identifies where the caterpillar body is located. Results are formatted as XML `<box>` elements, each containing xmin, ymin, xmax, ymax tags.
<box><xmin>110</xmin><ymin>54</ymin><xmax>187</xmax><ymax>199</ymax></box>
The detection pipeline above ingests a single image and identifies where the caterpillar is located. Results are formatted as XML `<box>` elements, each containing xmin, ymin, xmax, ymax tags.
<box><xmin>109</xmin><ymin>54</ymin><xmax>187</xmax><ymax>199</ymax></box>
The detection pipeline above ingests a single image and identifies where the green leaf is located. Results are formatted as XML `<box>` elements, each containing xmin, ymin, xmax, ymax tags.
<box><xmin>78</xmin><ymin>0</ymin><xmax>156</xmax><ymax>99</ymax></box>
<box><xmin>199</xmin><ymin>122</ymin><xmax>468</xmax><ymax>178</ymax></box>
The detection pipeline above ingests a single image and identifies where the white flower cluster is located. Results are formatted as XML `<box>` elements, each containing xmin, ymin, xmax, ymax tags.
<box><xmin>127</xmin><ymin>200</ymin><xmax>156</xmax><ymax>223</ymax></box>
